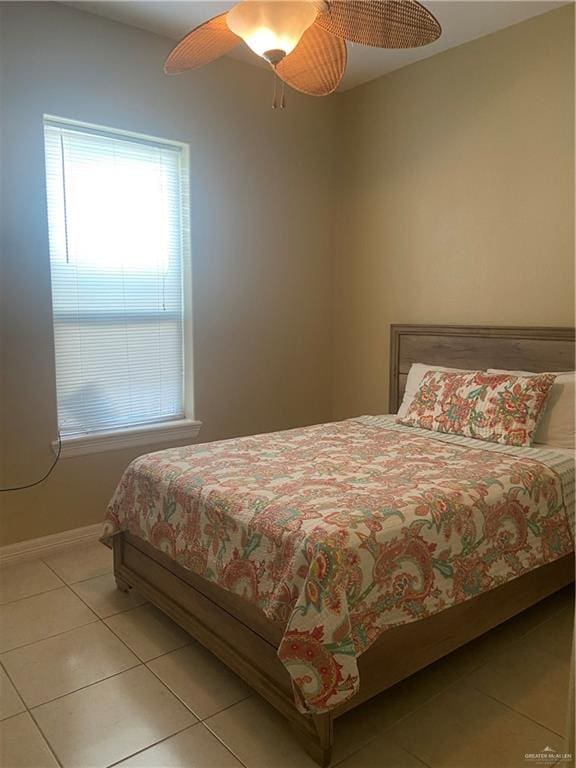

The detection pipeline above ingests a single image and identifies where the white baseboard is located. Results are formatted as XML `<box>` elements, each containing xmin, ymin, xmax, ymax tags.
<box><xmin>0</xmin><ymin>523</ymin><xmax>103</xmax><ymax>566</ymax></box>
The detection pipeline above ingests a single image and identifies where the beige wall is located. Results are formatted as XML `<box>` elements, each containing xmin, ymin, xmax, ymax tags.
<box><xmin>0</xmin><ymin>2</ymin><xmax>337</xmax><ymax>545</ymax></box>
<box><xmin>1</xmin><ymin>3</ymin><xmax>574</xmax><ymax>546</ymax></box>
<box><xmin>333</xmin><ymin>5</ymin><xmax>575</xmax><ymax>419</ymax></box>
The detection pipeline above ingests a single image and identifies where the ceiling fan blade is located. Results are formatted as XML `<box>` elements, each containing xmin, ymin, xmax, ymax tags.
<box><xmin>164</xmin><ymin>13</ymin><xmax>241</xmax><ymax>74</ymax></box>
<box><xmin>315</xmin><ymin>1</ymin><xmax>441</xmax><ymax>48</ymax></box>
<box><xmin>276</xmin><ymin>24</ymin><xmax>346</xmax><ymax>97</ymax></box>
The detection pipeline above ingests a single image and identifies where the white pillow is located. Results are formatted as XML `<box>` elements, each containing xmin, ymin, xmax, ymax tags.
<box><xmin>488</xmin><ymin>369</ymin><xmax>575</xmax><ymax>450</ymax></box>
<box><xmin>397</xmin><ymin>364</ymin><xmax>480</xmax><ymax>419</ymax></box>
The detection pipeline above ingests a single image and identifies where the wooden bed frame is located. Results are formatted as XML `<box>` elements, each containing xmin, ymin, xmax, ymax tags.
<box><xmin>114</xmin><ymin>324</ymin><xmax>575</xmax><ymax>766</ymax></box>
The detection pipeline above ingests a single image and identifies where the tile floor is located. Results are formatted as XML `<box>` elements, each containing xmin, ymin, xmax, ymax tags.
<box><xmin>0</xmin><ymin>542</ymin><xmax>573</xmax><ymax>768</ymax></box>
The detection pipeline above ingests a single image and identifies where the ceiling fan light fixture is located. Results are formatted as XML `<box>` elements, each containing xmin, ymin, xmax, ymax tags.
<box><xmin>164</xmin><ymin>1</ymin><xmax>441</xmax><ymax>100</ymax></box>
<box><xmin>226</xmin><ymin>0</ymin><xmax>324</xmax><ymax>63</ymax></box>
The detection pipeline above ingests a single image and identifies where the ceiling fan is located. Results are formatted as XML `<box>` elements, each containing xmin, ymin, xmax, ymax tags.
<box><xmin>164</xmin><ymin>0</ymin><xmax>442</xmax><ymax>99</ymax></box>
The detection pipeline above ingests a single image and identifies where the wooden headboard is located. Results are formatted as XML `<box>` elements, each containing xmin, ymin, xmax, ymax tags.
<box><xmin>389</xmin><ymin>324</ymin><xmax>575</xmax><ymax>413</ymax></box>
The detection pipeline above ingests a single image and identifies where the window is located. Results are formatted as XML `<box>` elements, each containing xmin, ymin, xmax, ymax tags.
<box><xmin>44</xmin><ymin>117</ymin><xmax>199</xmax><ymax>456</ymax></box>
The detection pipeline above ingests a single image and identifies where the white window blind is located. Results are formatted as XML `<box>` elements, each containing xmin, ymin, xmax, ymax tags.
<box><xmin>44</xmin><ymin>118</ymin><xmax>189</xmax><ymax>437</ymax></box>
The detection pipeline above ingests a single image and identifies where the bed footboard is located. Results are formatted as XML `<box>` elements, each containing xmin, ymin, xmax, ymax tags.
<box><xmin>113</xmin><ymin>533</ymin><xmax>334</xmax><ymax>766</ymax></box>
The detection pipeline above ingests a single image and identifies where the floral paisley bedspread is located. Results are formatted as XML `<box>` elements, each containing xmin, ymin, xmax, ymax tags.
<box><xmin>102</xmin><ymin>416</ymin><xmax>575</xmax><ymax>714</ymax></box>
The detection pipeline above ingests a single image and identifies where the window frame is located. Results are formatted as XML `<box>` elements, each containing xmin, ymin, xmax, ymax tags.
<box><xmin>43</xmin><ymin>115</ymin><xmax>200</xmax><ymax>457</ymax></box>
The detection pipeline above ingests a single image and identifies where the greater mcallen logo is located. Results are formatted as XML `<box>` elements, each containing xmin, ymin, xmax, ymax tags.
<box><xmin>524</xmin><ymin>745</ymin><xmax>573</xmax><ymax>763</ymax></box>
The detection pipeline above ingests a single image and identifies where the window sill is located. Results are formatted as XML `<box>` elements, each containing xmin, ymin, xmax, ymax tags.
<box><xmin>52</xmin><ymin>419</ymin><xmax>202</xmax><ymax>459</ymax></box>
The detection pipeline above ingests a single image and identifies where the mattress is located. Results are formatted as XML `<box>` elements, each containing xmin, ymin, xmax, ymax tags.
<box><xmin>103</xmin><ymin>415</ymin><xmax>575</xmax><ymax>714</ymax></box>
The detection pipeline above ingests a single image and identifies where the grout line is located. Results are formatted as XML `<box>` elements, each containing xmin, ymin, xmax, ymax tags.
<box><xmin>0</xmin><ymin>588</ymin><xmax>144</xmax><ymax>711</ymax></box>
<box><xmin>4</xmin><ymin>611</ymin><xmax>208</xmax><ymax>768</ymax></box>
<box><xmin>104</xmin><ymin>721</ymin><xmax>202</xmax><ymax>768</ymax></box>
<box><xmin>0</xmin><ymin>584</ymin><xmax>65</xmax><ymax>608</ymax></box>
<box><xmin>27</xmin><ymin>706</ymin><xmax>65</xmax><ymax>768</ymax></box>
<box><xmin>390</xmin><ymin>741</ymin><xmax>433</xmax><ymax>768</ymax></box>
<box><xmin>67</xmin><ymin>572</ymin><xmax>251</xmax><ymax>768</ymax></box>
<box><xmin>64</xmin><ymin>579</ymin><xmax>227</xmax><ymax>728</ymax></box>
<box><xmin>56</xmin><ymin>569</ymin><xmax>120</xmax><ymax>588</ymax></box>
<box><xmin>0</xmin><ymin>582</ymin><xmax>155</xmax><ymax>666</ymax></box>
<box><xmin>101</xmin><ymin>641</ymin><xmax>253</xmax><ymax>767</ymax></box>
<box><xmin>75</xmin><ymin>599</ymin><xmax>228</xmax><ymax>727</ymax></box>
<box><xmin>0</xmin><ymin>616</ymin><xmax>100</xmax><ymax>656</ymax></box>
<box><xmin>65</xmin><ymin>573</ymin><xmax>150</xmax><ymax>619</ymax></box>
<box><xmin>0</xmin><ymin>658</ymin><xmax>28</xmax><ymax>717</ymax></box>
<box><xmin>27</xmin><ymin>661</ymin><xmax>144</xmax><ymax>712</ymax></box>
<box><xmin>13</xmin><ymin>658</ymin><xmax>214</xmax><ymax>768</ymax></box>
<box><xmin>104</xmin><ymin>720</ymin><xmax>249</xmax><ymax>768</ymax></box>
<box><xmin>0</xmin><ymin>577</ymin><xmax>101</xmax><ymax>654</ymax></box>
<box><xmin>330</xmin><ymin>741</ymin><xmax>373</xmax><ymax>768</ymax></box>
<box><xmin>197</xmin><ymin>721</ymin><xmax>251</xmax><ymax>768</ymax></box>
<box><xmin>331</xmin><ymin>733</ymin><xmax>433</xmax><ymax>768</ymax></box>
<box><xmin>2</xmin><ymin>608</ymin><xmax>202</xmax><ymax>768</ymax></box>
<box><xmin>0</xmin><ymin>660</ymin><xmax>29</xmax><ymax>711</ymax></box>
<box><xmin>73</xmin><ymin>601</ymin><xmax>150</xmax><ymax>621</ymax></box>
<box><xmin>203</xmin><ymin>715</ymin><xmax>252</xmax><ymax>768</ymax></box>
<box><xmin>143</xmin><ymin>660</ymin><xmax>202</xmax><ymax>718</ymax></box>
<box><xmin>374</xmin><ymin>622</ymin><xmax>571</xmax><ymax>747</ymax></box>
<box><xmin>40</xmin><ymin>554</ymin><xmax>115</xmax><ymax>595</ymax></box>
<box><xmin>519</xmin><ymin>599</ymin><xmax>574</xmax><ymax>645</ymax></box>
<box><xmin>366</xmin><ymin>594</ymin><xmax>576</xmax><ymax>749</ymax></box>
<box><xmin>71</xmin><ymin>592</ymin><xmax>150</xmax><ymax>621</ymax></box>
<box><xmin>67</xmin><ymin>590</ymin><xmax>158</xmax><ymax>664</ymax></box>
<box><xmin>144</xmin><ymin>654</ymin><xmax>252</xmax><ymax>721</ymax></box>
<box><xmin>344</xmin><ymin>596</ymin><xmax>575</xmax><ymax>763</ymax></box>
<box><xmin>138</xmin><ymin>642</ymin><xmax>192</xmax><ymax>665</ymax></box>
<box><xmin>199</xmin><ymin>695</ymin><xmax>255</xmax><ymax>723</ymax></box>
<box><xmin>336</xmin><ymin>650</ymin><xmax>561</xmax><ymax>768</ymax></box>
<box><xmin>50</xmin><ymin>571</ymin><xmax>156</xmax><ymax>658</ymax></box>
<box><xmin>1</xmin><ymin>710</ymin><xmax>64</xmax><ymax>768</ymax></box>
<box><xmin>101</xmin><ymin>618</ymin><xmax>192</xmax><ymax>665</ymax></box>
<box><xmin>353</xmin><ymin>663</ymin><xmax>491</xmax><ymax>752</ymax></box>
<box><xmin>0</xmin><ymin>680</ymin><xmax>63</xmax><ymax>768</ymax></box>
<box><xmin>0</xmin><ymin>709</ymin><xmax>28</xmax><ymax>722</ymax></box>
<box><xmin>40</xmin><ymin>555</ymin><xmax>112</xmax><ymax>586</ymax></box>
<box><xmin>470</xmin><ymin>685</ymin><xmax>566</xmax><ymax>740</ymax></box>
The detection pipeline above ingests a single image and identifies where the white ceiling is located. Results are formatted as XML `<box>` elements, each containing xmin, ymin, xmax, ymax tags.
<box><xmin>64</xmin><ymin>1</ymin><xmax>569</xmax><ymax>91</ymax></box>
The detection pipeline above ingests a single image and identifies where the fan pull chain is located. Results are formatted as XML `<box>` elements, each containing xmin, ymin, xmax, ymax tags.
<box><xmin>272</xmin><ymin>69</ymin><xmax>278</xmax><ymax>109</ymax></box>
<box><xmin>271</xmin><ymin>70</ymin><xmax>287</xmax><ymax>110</ymax></box>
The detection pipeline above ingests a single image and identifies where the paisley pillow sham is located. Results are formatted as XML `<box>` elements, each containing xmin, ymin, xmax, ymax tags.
<box><xmin>488</xmin><ymin>369</ymin><xmax>575</xmax><ymax>450</ymax></box>
<box><xmin>396</xmin><ymin>363</ymin><xmax>479</xmax><ymax>419</ymax></box>
<box><xmin>397</xmin><ymin>370</ymin><xmax>556</xmax><ymax>447</ymax></box>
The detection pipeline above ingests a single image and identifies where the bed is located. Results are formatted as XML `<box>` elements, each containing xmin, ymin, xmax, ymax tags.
<box><xmin>105</xmin><ymin>324</ymin><xmax>575</xmax><ymax>766</ymax></box>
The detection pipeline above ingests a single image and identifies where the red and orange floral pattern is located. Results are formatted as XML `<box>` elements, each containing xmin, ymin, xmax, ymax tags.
<box><xmin>398</xmin><ymin>370</ymin><xmax>555</xmax><ymax>446</ymax></box>
<box><xmin>102</xmin><ymin>417</ymin><xmax>573</xmax><ymax>713</ymax></box>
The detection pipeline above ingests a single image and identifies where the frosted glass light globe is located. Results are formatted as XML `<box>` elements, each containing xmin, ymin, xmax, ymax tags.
<box><xmin>227</xmin><ymin>0</ymin><xmax>322</xmax><ymax>63</ymax></box>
